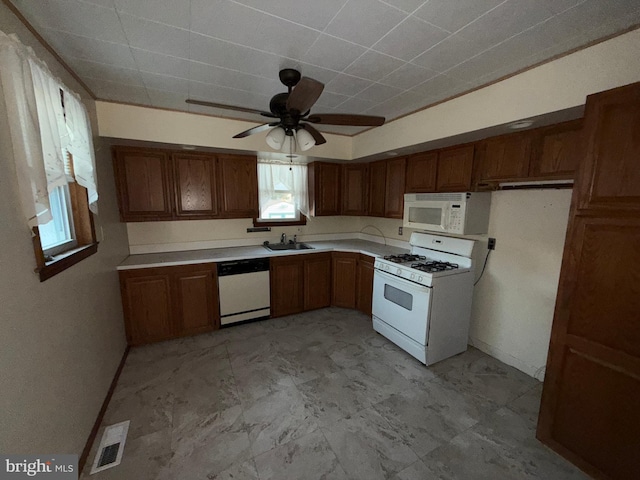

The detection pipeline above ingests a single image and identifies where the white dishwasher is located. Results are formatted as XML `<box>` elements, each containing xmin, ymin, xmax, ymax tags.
<box><xmin>217</xmin><ymin>258</ymin><xmax>271</xmax><ymax>325</ymax></box>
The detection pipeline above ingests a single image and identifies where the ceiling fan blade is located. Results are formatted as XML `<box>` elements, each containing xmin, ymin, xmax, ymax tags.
<box><xmin>300</xmin><ymin>123</ymin><xmax>326</xmax><ymax>145</ymax></box>
<box><xmin>306</xmin><ymin>113</ymin><xmax>385</xmax><ymax>127</ymax></box>
<box><xmin>186</xmin><ymin>99</ymin><xmax>275</xmax><ymax>117</ymax></box>
<box><xmin>286</xmin><ymin>77</ymin><xmax>324</xmax><ymax>114</ymax></box>
<box><xmin>232</xmin><ymin>123</ymin><xmax>279</xmax><ymax>139</ymax></box>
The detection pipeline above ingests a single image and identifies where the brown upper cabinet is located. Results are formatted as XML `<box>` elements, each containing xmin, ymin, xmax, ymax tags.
<box><xmin>384</xmin><ymin>157</ymin><xmax>407</xmax><ymax>218</ymax></box>
<box><xmin>341</xmin><ymin>163</ymin><xmax>368</xmax><ymax>216</ymax></box>
<box><xmin>113</xmin><ymin>146</ymin><xmax>258</xmax><ymax>221</ymax></box>
<box><xmin>173</xmin><ymin>152</ymin><xmax>218</xmax><ymax>218</ymax></box>
<box><xmin>367</xmin><ymin>159</ymin><xmax>387</xmax><ymax>217</ymax></box>
<box><xmin>217</xmin><ymin>154</ymin><xmax>259</xmax><ymax>218</ymax></box>
<box><xmin>436</xmin><ymin>145</ymin><xmax>475</xmax><ymax>192</ymax></box>
<box><xmin>529</xmin><ymin>120</ymin><xmax>583</xmax><ymax>180</ymax></box>
<box><xmin>405</xmin><ymin>152</ymin><xmax>438</xmax><ymax>193</ymax></box>
<box><xmin>113</xmin><ymin>147</ymin><xmax>174</xmax><ymax>221</ymax></box>
<box><xmin>478</xmin><ymin>133</ymin><xmax>532</xmax><ymax>182</ymax></box>
<box><xmin>308</xmin><ymin>162</ymin><xmax>341</xmax><ymax>216</ymax></box>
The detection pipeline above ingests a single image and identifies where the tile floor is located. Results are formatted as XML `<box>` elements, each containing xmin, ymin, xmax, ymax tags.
<box><xmin>82</xmin><ymin>308</ymin><xmax>589</xmax><ymax>480</ymax></box>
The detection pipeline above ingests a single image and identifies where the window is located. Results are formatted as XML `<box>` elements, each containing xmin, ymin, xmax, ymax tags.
<box><xmin>0</xmin><ymin>33</ymin><xmax>99</xmax><ymax>281</ymax></box>
<box><xmin>38</xmin><ymin>184</ymin><xmax>76</xmax><ymax>256</ymax></box>
<box><xmin>256</xmin><ymin>162</ymin><xmax>309</xmax><ymax>226</ymax></box>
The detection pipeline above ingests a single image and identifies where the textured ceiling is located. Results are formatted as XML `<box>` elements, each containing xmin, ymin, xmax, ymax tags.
<box><xmin>10</xmin><ymin>0</ymin><xmax>640</xmax><ymax>136</ymax></box>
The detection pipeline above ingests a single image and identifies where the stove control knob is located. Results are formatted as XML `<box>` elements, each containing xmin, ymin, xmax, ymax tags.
<box><xmin>385</xmin><ymin>265</ymin><xmax>389</xmax><ymax>271</ymax></box>
<box><xmin>418</xmin><ymin>276</ymin><xmax>424</xmax><ymax>282</ymax></box>
<box><xmin>396</xmin><ymin>268</ymin><xmax>402</xmax><ymax>275</ymax></box>
<box><xmin>410</xmin><ymin>273</ymin><xmax>415</xmax><ymax>280</ymax></box>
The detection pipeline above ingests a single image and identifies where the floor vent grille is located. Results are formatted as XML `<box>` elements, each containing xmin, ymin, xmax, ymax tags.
<box><xmin>90</xmin><ymin>420</ymin><xmax>129</xmax><ymax>475</ymax></box>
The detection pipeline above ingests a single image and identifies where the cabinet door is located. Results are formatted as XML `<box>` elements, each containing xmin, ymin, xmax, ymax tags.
<box><xmin>436</xmin><ymin>145</ymin><xmax>474</xmax><ymax>192</ymax></box>
<box><xmin>479</xmin><ymin>133</ymin><xmax>531</xmax><ymax>182</ymax></box>
<box><xmin>113</xmin><ymin>147</ymin><xmax>173</xmax><ymax>221</ymax></box>
<box><xmin>356</xmin><ymin>254</ymin><xmax>374</xmax><ymax>316</ymax></box>
<box><xmin>119</xmin><ymin>269</ymin><xmax>174</xmax><ymax>345</ymax></box>
<box><xmin>304</xmin><ymin>253</ymin><xmax>331</xmax><ymax>311</ymax></box>
<box><xmin>309</xmin><ymin>162</ymin><xmax>341</xmax><ymax>216</ymax></box>
<box><xmin>218</xmin><ymin>155</ymin><xmax>259</xmax><ymax>218</ymax></box>
<box><xmin>331</xmin><ymin>252</ymin><xmax>358</xmax><ymax>308</ymax></box>
<box><xmin>368</xmin><ymin>160</ymin><xmax>387</xmax><ymax>217</ymax></box>
<box><xmin>172</xmin><ymin>264</ymin><xmax>218</xmax><ymax>336</ymax></box>
<box><xmin>529</xmin><ymin>120</ymin><xmax>582</xmax><ymax>179</ymax></box>
<box><xmin>342</xmin><ymin>164</ymin><xmax>368</xmax><ymax>215</ymax></box>
<box><xmin>384</xmin><ymin>157</ymin><xmax>406</xmax><ymax>218</ymax></box>
<box><xmin>270</xmin><ymin>256</ymin><xmax>304</xmax><ymax>317</ymax></box>
<box><xmin>576</xmin><ymin>85</ymin><xmax>640</xmax><ymax>211</ymax></box>
<box><xmin>406</xmin><ymin>152</ymin><xmax>438</xmax><ymax>193</ymax></box>
<box><xmin>173</xmin><ymin>153</ymin><xmax>218</xmax><ymax>218</ymax></box>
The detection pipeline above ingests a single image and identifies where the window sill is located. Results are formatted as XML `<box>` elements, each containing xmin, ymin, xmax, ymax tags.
<box><xmin>37</xmin><ymin>242</ymin><xmax>98</xmax><ymax>282</ymax></box>
<box><xmin>253</xmin><ymin>216</ymin><xmax>307</xmax><ymax>227</ymax></box>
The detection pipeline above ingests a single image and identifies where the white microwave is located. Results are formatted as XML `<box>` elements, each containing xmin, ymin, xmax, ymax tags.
<box><xmin>403</xmin><ymin>192</ymin><xmax>492</xmax><ymax>234</ymax></box>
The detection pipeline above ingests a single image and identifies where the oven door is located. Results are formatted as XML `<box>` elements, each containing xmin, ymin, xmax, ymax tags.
<box><xmin>372</xmin><ymin>269</ymin><xmax>432</xmax><ymax>345</ymax></box>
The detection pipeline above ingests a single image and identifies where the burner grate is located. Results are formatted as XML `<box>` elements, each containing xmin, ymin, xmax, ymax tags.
<box><xmin>383</xmin><ymin>254</ymin><xmax>427</xmax><ymax>264</ymax></box>
<box><xmin>411</xmin><ymin>261</ymin><xmax>459</xmax><ymax>273</ymax></box>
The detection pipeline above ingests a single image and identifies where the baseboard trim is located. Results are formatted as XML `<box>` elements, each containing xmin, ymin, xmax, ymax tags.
<box><xmin>79</xmin><ymin>346</ymin><xmax>130</xmax><ymax>474</ymax></box>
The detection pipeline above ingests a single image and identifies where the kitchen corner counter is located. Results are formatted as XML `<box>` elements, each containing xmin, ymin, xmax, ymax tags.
<box><xmin>117</xmin><ymin>239</ymin><xmax>410</xmax><ymax>270</ymax></box>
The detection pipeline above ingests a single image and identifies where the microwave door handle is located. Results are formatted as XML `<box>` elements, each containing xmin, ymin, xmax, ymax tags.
<box><xmin>441</xmin><ymin>204</ymin><xmax>449</xmax><ymax>231</ymax></box>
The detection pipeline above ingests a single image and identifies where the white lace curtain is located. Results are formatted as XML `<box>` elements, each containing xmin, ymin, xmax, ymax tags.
<box><xmin>0</xmin><ymin>30</ymin><xmax>98</xmax><ymax>227</ymax></box>
<box><xmin>257</xmin><ymin>162</ymin><xmax>309</xmax><ymax>218</ymax></box>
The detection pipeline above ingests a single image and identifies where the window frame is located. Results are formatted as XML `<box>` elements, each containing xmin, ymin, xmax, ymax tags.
<box><xmin>32</xmin><ymin>179</ymin><xmax>98</xmax><ymax>282</ymax></box>
<box><xmin>254</xmin><ymin>162</ymin><xmax>309</xmax><ymax>227</ymax></box>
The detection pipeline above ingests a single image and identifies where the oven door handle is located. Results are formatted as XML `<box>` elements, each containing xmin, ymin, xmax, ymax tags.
<box><xmin>375</xmin><ymin>269</ymin><xmax>432</xmax><ymax>292</ymax></box>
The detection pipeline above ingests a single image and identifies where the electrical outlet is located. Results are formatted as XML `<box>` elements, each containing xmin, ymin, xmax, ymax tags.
<box><xmin>488</xmin><ymin>238</ymin><xmax>496</xmax><ymax>250</ymax></box>
<box><xmin>398</xmin><ymin>226</ymin><xmax>403</xmax><ymax>235</ymax></box>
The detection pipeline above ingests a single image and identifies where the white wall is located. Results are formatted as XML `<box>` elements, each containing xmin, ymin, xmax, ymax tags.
<box><xmin>0</xmin><ymin>6</ymin><xmax>129</xmax><ymax>455</ymax></box>
<box><xmin>469</xmin><ymin>189</ymin><xmax>572</xmax><ymax>379</ymax></box>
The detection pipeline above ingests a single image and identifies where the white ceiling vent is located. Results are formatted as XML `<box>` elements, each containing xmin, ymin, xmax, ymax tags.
<box><xmin>90</xmin><ymin>420</ymin><xmax>130</xmax><ymax>475</ymax></box>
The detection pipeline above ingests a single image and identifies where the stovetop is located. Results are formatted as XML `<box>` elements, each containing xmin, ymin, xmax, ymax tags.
<box><xmin>375</xmin><ymin>234</ymin><xmax>475</xmax><ymax>287</ymax></box>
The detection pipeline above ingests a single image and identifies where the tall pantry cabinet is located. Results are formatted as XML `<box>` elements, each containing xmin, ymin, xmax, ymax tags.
<box><xmin>537</xmin><ymin>82</ymin><xmax>640</xmax><ymax>480</ymax></box>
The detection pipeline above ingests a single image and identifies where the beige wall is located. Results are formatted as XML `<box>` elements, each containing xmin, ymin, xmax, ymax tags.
<box><xmin>469</xmin><ymin>189</ymin><xmax>572</xmax><ymax>379</ymax></box>
<box><xmin>0</xmin><ymin>6</ymin><xmax>129</xmax><ymax>455</ymax></box>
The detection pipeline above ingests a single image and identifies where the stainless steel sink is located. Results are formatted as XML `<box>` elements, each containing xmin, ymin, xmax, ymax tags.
<box><xmin>263</xmin><ymin>243</ymin><xmax>314</xmax><ymax>251</ymax></box>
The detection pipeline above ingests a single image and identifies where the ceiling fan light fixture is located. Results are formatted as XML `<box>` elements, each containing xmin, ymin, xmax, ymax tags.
<box><xmin>296</xmin><ymin>128</ymin><xmax>315</xmax><ymax>151</ymax></box>
<box><xmin>266</xmin><ymin>126</ymin><xmax>286</xmax><ymax>149</ymax></box>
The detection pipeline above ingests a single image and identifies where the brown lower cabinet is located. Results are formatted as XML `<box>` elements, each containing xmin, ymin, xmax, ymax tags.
<box><xmin>271</xmin><ymin>251</ymin><xmax>374</xmax><ymax>317</ymax></box>
<box><xmin>331</xmin><ymin>252</ymin><xmax>375</xmax><ymax>314</ymax></box>
<box><xmin>356</xmin><ymin>254</ymin><xmax>375</xmax><ymax>316</ymax></box>
<box><xmin>121</xmin><ymin>251</ymin><xmax>375</xmax><ymax>343</ymax></box>
<box><xmin>304</xmin><ymin>253</ymin><xmax>332</xmax><ymax>311</ymax></box>
<box><xmin>331</xmin><ymin>252</ymin><xmax>358</xmax><ymax>308</ymax></box>
<box><xmin>270</xmin><ymin>255</ymin><xmax>305</xmax><ymax>317</ymax></box>
<box><xmin>119</xmin><ymin>263</ymin><xmax>219</xmax><ymax>345</ymax></box>
<box><xmin>270</xmin><ymin>253</ymin><xmax>332</xmax><ymax>318</ymax></box>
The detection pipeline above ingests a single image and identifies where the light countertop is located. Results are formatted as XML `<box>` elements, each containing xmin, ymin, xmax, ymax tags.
<box><xmin>117</xmin><ymin>239</ymin><xmax>410</xmax><ymax>270</ymax></box>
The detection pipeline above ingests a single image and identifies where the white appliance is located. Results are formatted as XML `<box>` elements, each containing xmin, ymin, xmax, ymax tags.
<box><xmin>403</xmin><ymin>192</ymin><xmax>491</xmax><ymax>234</ymax></box>
<box><xmin>372</xmin><ymin>232</ymin><xmax>476</xmax><ymax>365</ymax></box>
<box><xmin>218</xmin><ymin>258</ymin><xmax>270</xmax><ymax>325</ymax></box>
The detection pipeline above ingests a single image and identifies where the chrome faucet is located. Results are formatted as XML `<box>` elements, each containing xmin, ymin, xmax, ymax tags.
<box><xmin>293</xmin><ymin>234</ymin><xmax>297</xmax><ymax>244</ymax></box>
<box><xmin>280</xmin><ymin>233</ymin><xmax>286</xmax><ymax>244</ymax></box>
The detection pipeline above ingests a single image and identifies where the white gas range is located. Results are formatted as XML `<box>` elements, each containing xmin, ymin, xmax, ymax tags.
<box><xmin>372</xmin><ymin>232</ymin><xmax>476</xmax><ymax>366</ymax></box>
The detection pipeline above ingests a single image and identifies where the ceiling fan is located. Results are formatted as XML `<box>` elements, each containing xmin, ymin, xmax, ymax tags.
<box><xmin>186</xmin><ymin>68</ymin><xmax>385</xmax><ymax>152</ymax></box>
